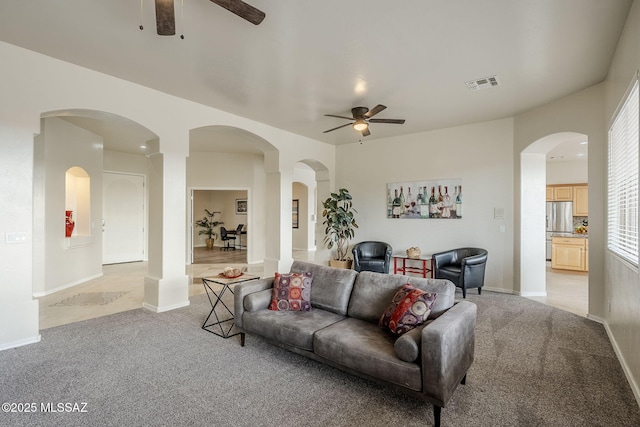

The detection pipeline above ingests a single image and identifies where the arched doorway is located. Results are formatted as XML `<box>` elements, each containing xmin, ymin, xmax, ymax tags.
<box><xmin>33</xmin><ymin>109</ymin><xmax>158</xmax><ymax>328</ymax></box>
<box><xmin>520</xmin><ymin>131</ymin><xmax>589</xmax><ymax>316</ymax></box>
<box><xmin>187</xmin><ymin>125</ymin><xmax>279</xmax><ymax>267</ymax></box>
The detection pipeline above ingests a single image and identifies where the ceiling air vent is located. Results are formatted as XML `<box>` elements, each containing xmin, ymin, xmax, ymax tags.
<box><xmin>466</xmin><ymin>75</ymin><xmax>501</xmax><ymax>91</ymax></box>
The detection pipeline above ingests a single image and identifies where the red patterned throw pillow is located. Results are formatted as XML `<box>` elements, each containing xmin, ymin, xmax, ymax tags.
<box><xmin>379</xmin><ymin>284</ymin><xmax>437</xmax><ymax>335</ymax></box>
<box><xmin>268</xmin><ymin>272</ymin><xmax>313</xmax><ymax>311</ymax></box>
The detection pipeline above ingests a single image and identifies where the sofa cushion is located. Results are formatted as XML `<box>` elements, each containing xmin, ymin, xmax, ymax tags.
<box><xmin>379</xmin><ymin>284</ymin><xmax>437</xmax><ymax>335</ymax></box>
<box><xmin>290</xmin><ymin>261</ymin><xmax>357</xmax><ymax>316</ymax></box>
<box><xmin>242</xmin><ymin>309</ymin><xmax>345</xmax><ymax>351</ymax></box>
<box><xmin>394</xmin><ymin>321</ymin><xmax>432</xmax><ymax>362</ymax></box>
<box><xmin>314</xmin><ymin>318</ymin><xmax>422</xmax><ymax>391</ymax></box>
<box><xmin>348</xmin><ymin>271</ymin><xmax>456</xmax><ymax>322</ymax></box>
<box><xmin>269</xmin><ymin>272</ymin><xmax>313</xmax><ymax>311</ymax></box>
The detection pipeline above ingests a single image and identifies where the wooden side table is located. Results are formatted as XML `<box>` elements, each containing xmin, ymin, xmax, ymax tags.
<box><xmin>393</xmin><ymin>255</ymin><xmax>434</xmax><ymax>278</ymax></box>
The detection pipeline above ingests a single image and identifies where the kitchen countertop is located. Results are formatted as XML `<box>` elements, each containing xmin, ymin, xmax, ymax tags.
<box><xmin>551</xmin><ymin>233</ymin><xmax>588</xmax><ymax>238</ymax></box>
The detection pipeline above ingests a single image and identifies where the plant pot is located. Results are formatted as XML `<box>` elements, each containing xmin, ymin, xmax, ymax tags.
<box><xmin>205</xmin><ymin>238</ymin><xmax>215</xmax><ymax>249</ymax></box>
<box><xmin>329</xmin><ymin>259</ymin><xmax>353</xmax><ymax>269</ymax></box>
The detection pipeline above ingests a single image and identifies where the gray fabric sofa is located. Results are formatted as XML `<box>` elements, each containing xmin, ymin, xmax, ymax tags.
<box><xmin>233</xmin><ymin>261</ymin><xmax>477</xmax><ymax>427</ymax></box>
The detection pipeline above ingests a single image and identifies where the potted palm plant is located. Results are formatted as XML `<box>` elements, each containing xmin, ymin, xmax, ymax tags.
<box><xmin>322</xmin><ymin>188</ymin><xmax>358</xmax><ymax>268</ymax></box>
<box><xmin>195</xmin><ymin>209</ymin><xmax>223</xmax><ymax>249</ymax></box>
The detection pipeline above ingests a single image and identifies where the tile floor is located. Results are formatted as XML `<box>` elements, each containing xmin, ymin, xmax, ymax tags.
<box><xmin>526</xmin><ymin>262</ymin><xmax>589</xmax><ymax>317</ymax></box>
<box><xmin>37</xmin><ymin>254</ymin><xmax>588</xmax><ymax>330</ymax></box>
<box><xmin>37</xmin><ymin>249</ymin><xmax>315</xmax><ymax>330</ymax></box>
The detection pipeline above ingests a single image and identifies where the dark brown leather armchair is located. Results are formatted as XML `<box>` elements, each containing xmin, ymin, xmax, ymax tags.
<box><xmin>432</xmin><ymin>248</ymin><xmax>488</xmax><ymax>298</ymax></box>
<box><xmin>352</xmin><ymin>241</ymin><xmax>392</xmax><ymax>273</ymax></box>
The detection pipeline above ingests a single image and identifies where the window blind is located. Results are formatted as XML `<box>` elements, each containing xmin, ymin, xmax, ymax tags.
<box><xmin>608</xmin><ymin>79</ymin><xmax>639</xmax><ymax>266</ymax></box>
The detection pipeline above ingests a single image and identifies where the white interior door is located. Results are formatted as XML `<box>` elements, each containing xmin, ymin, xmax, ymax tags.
<box><xmin>103</xmin><ymin>172</ymin><xmax>145</xmax><ymax>264</ymax></box>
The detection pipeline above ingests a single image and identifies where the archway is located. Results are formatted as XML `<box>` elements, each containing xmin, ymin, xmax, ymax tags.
<box><xmin>33</xmin><ymin>108</ymin><xmax>159</xmax><ymax>327</ymax></box>
<box><xmin>292</xmin><ymin>161</ymin><xmax>318</xmax><ymax>253</ymax></box>
<box><xmin>294</xmin><ymin>159</ymin><xmax>331</xmax><ymax>264</ymax></box>
<box><xmin>187</xmin><ymin>125</ymin><xmax>278</xmax><ymax>266</ymax></box>
<box><xmin>520</xmin><ymin>131</ymin><xmax>589</xmax><ymax>315</ymax></box>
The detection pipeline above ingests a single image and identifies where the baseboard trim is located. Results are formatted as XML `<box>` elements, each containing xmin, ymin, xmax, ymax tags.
<box><xmin>600</xmin><ymin>318</ymin><xmax>640</xmax><ymax>408</ymax></box>
<box><xmin>483</xmin><ymin>286</ymin><xmax>515</xmax><ymax>295</ymax></box>
<box><xmin>142</xmin><ymin>300</ymin><xmax>190</xmax><ymax>313</ymax></box>
<box><xmin>33</xmin><ymin>272</ymin><xmax>104</xmax><ymax>297</ymax></box>
<box><xmin>0</xmin><ymin>334</ymin><xmax>41</xmax><ymax>352</ymax></box>
<box><xmin>517</xmin><ymin>291</ymin><xmax>548</xmax><ymax>297</ymax></box>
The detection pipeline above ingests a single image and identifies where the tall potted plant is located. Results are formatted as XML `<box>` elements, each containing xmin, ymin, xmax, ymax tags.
<box><xmin>195</xmin><ymin>209</ymin><xmax>223</xmax><ymax>249</ymax></box>
<box><xmin>322</xmin><ymin>188</ymin><xmax>358</xmax><ymax>268</ymax></box>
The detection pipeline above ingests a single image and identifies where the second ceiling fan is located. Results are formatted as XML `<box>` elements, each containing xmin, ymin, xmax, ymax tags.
<box><xmin>155</xmin><ymin>0</ymin><xmax>265</xmax><ymax>36</ymax></box>
<box><xmin>323</xmin><ymin>105</ymin><xmax>405</xmax><ymax>137</ymax></box>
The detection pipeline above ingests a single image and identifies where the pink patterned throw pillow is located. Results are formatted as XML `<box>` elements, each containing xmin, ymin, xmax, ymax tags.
<box><xmin>379</xmin><ymin>284</ymin><xmax>437</xmax><ymax>335</ymax></box>
<box><xmin>268</xmin><ymin>272</ymin><xmax>313</xmax><ymax>311</ymax></box>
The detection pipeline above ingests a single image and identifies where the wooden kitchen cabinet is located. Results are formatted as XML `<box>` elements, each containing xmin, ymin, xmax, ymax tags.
<box><xmin>573</xmin><ymin>185</ymin><xmax>588</xmax><ymax>216</ymax></box>
<box><xmin>546</xmin><ymin>185</ymin><xmax>574</xmax><ymax>201</ymax></box>
<box><xmin>551</xmin><ymin>236</ymin><xmax>588</xmax><ymax>272</ymax></box>
<box><xmin>553</xmin><ymin>186</ymin><xmax>573</xmax><ymax>201</ymax></box>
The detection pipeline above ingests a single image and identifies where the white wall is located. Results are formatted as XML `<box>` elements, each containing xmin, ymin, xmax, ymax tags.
<box><xmin>0</xmin><ymin>40</ymin><xmax>336</xmax><ymax>349</ymax></box>
<box><xmin>33</xmin><ymin>117</ymin><xmax>103</xmax><ymax>296</ymax></box>
<box><xmin>602</xmin><ymin>0</ymin><xmax>640</xmax><ymax>403</ymax></box>
<box><xmin>546</xmin><ymin>159</ymin><xmax>588</xmax><ymax>184</ymax></box>
<box><xmin>336</xmin><ymin>118</ymin><xmax>514</xmax><ymax>292</ymax></box>
<box><xmin>514</xmin><ymin>84</ymin><xmax>605</xmax><ymax>303</ymax></box>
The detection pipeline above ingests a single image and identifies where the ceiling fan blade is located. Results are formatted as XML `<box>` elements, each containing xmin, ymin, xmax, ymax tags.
<box><xmin>155</xmin><ymin>0</ymin><xmax>176</xmax><ymax>35</ymax></box>
<box><xmin>365</xmin><ymin>104</ymin><xmax>387</xmax><ymax>118</ymax></box>
<box><xmin>210</xmin><ymin>0</ymin><xmax>266</xmax><ymax>25</ymax></box>
<box><xmin>323</xmin><ymin>123</ymin><xmax>353</xmax><ymax>133</ymax></box>
<box><xmin>368</xmin><ymin>118</ymin><xmax>406</xmax><ymax>124</ymax></box>
<box><xmin>324</xmin><ymin>114</ymin><xmax>355</xmax><ymax>121</ymax></box>
<box><xmin>362</xmin><ymin>128</ymin><xmax>371</xmax><ymax>137</ymax></box>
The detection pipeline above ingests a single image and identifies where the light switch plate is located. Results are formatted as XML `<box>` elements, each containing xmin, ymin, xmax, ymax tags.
<box><xmin>6</xmin><ymin>232</ymin><xmax>28</xmax><ymax>244</ymax></box>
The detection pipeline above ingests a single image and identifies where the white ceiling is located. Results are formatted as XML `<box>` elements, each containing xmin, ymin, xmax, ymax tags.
<box><xmin>0</xmin><ymin>0</ymin><xmax>633</xmax><ymax>151</ymax></box>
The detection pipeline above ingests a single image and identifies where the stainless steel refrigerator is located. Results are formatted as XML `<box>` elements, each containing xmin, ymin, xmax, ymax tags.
<box><xmin>546</xmin><ymin>201</ymin><xmax>573</xmax><ymax>260</ymax></box>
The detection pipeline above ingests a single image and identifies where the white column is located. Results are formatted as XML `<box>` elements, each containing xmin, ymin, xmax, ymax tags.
<box><xmin>0</xmin><ymin>126</ymin><xmax>40</xmax><ymax>350</ymax></box>
<box><xmin>519</xmin><ymin>152</ymin><xmax>547</xmax><ymax>296</ymax></box>
<box><xmin>143</xmin><ymin>149</ymin><xmax>190</xmax><ymax>312</ymax></box>
<box><xmin>264</xmin><ymin>169</ymin><xmax>294</xmax><ymax>273</ymax></box>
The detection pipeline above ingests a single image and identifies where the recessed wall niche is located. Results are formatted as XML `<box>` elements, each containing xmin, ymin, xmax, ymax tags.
<box><xmin>65</xmin><ymin>166</ymin><xmax>91</xmax><ymax>238</ymax></box>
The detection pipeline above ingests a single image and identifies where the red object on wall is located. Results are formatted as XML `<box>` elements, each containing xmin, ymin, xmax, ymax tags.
<box><xmin>65</xmin><ymin>210</ymin><xmax>75</xmax><ymax>237</ymax></box>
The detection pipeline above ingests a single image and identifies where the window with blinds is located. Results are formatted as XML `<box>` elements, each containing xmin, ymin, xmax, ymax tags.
<box><xmin>608</xmin><ymin>79</ymin><xmax>639</xmax><ymax>266</ymax></box>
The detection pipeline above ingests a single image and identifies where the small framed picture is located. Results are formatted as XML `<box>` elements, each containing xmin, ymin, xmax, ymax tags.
<box><xmin>292</xmin><ymin>199</ymin><xmax>299</xmax><ymax>229</ymax></box>
<box><xmin>235</xmin><ymin>199</ymin><xmax>247</xmax><ymax>215</ymax></box>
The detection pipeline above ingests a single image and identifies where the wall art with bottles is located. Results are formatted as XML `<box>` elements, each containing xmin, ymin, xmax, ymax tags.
<box><xmin>387</xmin><ymin>179</ymin><xmax>462</xmax><ymax>219</ymax></box>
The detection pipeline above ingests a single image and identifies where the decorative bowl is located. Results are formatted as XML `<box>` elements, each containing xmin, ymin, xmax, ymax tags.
<box><xmin>222</xmin><ymin>267</ymin><xmax>243</xmax><ymax>278</ymax></box>
<box><xmin>406</xmin><ymin>247</ymin><xmax>421</xmax><ymax>259</ymax></box>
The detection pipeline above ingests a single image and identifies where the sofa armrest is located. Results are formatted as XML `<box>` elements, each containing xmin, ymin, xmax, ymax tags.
<box><xmin>233</xmin><ymin>277</ymin><xmax>274</xmax><ymax>329</ymax></box>
<box><xmin>421</xmin><ymin>301</ymin><xmax>477</xmax><ymax>407</ymax></box>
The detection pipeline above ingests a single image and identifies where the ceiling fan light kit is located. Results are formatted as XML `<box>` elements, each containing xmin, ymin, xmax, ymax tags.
<box><xmin>323</xmin><ymin>104</ymin><xmax>405</xmax><ymax>137</ymax></box>
<box><xmin>353</xmin><ymin>119</ymin><xmax>368</xmax><ymax>132</ymax></box>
